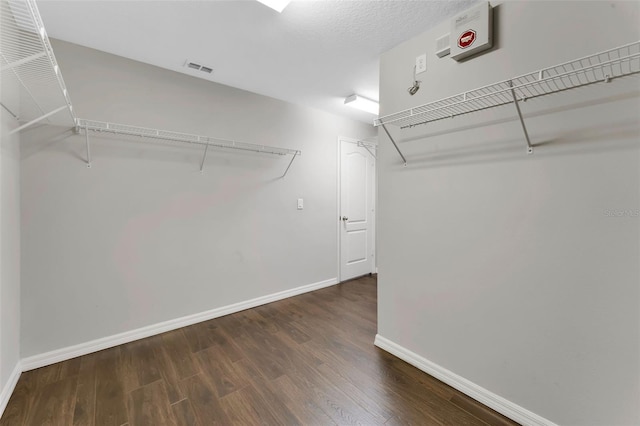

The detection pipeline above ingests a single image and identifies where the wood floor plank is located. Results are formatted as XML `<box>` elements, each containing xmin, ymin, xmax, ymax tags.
<box><xmin>148</xmin><ymin>336</ymin><xmax>184</xmax><ymax>405</ymax></box>
<box><xmin>171</xmin><ymin>399</ymin><xmax>199</xmax><ymax>426</ymax></box>
<box><xmin>26</xmin><ymin>376</ymin><xmax>78</xmax><ymax>425</ymax></box>
<box><xmin>178</xmin><ymin>374</ymin><xmax>231</xmax><ymax>425</ymax></box>
<box><xmin>181</xmin><ymin>320</ymin><xmax>219</xmax><ymax>353</ymax></box>
<box><xmin>0</xmin><ymin>371</ymin><xmax>38</xmax><ymax>426</ymax></box>
<box><xmin>217</xmin><ymin>388</ymin><xmax>263</xmax><ymax>426</ymax></box>
<box><xmin>317</xmin><ymin>362</ymin><xmax>396</xmax><ymax>422</ymax></box>
<box><xmin>160</xmin><ymin>329</ymin><xmax>200</xmax><ymax>379</ymax></box>
<box><xmin>449</xmin><ymin>393</ymin><xmax>517</xmax><ymax>426</ymax></box>
<box><xmin>127</xmin><ymin>380</ymin><xmax>177</xmax><ymax>426</ymax></box>
<box><xmin>195</xmin><ymin>345</ymin><xmax>248</xmax><ymax>398</ymax></box>
<box><xmin>305</xmin><ymin>338</ymin><xmax>444</xmax><ymax>425</ymax></box>
<box><xmin>72</xmin><ymin>352</ymin><xmax>98</xmax><ymax>426</ymax></box>
<box><xmin>230</xmin><ymin>323</ymin><xmax>285</xmax><ymax>380</ymax></box>
<box><xmin>94</xmin><ymin>348</ymin><xmax>129</xmax><ymax>426</ymax></box>
<box><xmin>228</xmin><ymin>359</ymin><xmax>303</xmax><ymax>426</ymax></box>
<box><xmin>131</xmin><ymin>340</ymin><xmax>162</xmax><ymax>387</ymax></box>
<box><xmin>59</xmin><ymin>357</ymin><xmax>83</xmax><ymax>380</ymax></box>
<box><xmin>271</xmin><ymin>374</ymin><xmax>337</xmax><ymax>426</ymax></box>
<box><xmin>1</xmin><ymin>276</ymin><xmax>519</xmax><ymax>426</ymax></box>
<box><xmin>220</xmin><ymin>383</ymin><xmax>300</xmax><ymax>426</ymax></box>
<box><xmin>203</xmin><ymin>326</ymin><xmax>244</xmax><ymax>362</ymax></box>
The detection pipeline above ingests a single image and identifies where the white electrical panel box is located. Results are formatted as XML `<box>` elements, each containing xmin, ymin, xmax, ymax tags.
<box><xmin>450</xmin><ymin>1</ymin><xmax>493</xmax><ymax>61</ymax></box>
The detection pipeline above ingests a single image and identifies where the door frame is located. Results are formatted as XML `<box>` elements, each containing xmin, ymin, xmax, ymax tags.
<box><xmin>336</xmin><ymin>136</ymin><xmax>377</xmax><ymax>282</ymax></box>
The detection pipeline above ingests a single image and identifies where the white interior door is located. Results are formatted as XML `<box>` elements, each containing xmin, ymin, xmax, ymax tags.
<box><xmin>340</xmin><ymin>139</ymin><xmax>375</xmax><ymax>281</ymax></box>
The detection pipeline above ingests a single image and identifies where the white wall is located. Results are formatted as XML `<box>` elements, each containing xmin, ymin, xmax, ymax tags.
<box><xmin>0</xmin><ymin>55</ymin><xmax>21</xmax><ymax>405</ymax></box>
<box><xmin>20</xmin><ymin>40</ymin><xmax>375</xmax><ymax>358</ymax></box>
<box><xmin>377</xmin><ymin>1</ymin><xmax>639</xmax><ymax>425</ymax></box>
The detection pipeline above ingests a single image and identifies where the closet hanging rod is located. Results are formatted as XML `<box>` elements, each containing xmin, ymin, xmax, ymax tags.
<box><xmin>374</xmin><ymin>40</ymin><xmax>640</xmax><ymax>164</ymax></box>
<box><xmin>77</xmin><ymin>119</ymin><xmax>300</xmax><ymax>156</ymax></box>
<box><xmin>374</xmin><ymin>40</ymin><xmax>640</xmax><ymax>129</ymax></box>
<box><xmin>76</xmin><ymin>119</ymin><xmax>301</xmax><ymax>176</ymax></box>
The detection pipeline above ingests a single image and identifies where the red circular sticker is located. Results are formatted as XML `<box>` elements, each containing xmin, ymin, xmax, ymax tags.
<box><xmin>458</xmin><ymin>30</ymin><xmax>476</xmax><ymax>49</ymax></box>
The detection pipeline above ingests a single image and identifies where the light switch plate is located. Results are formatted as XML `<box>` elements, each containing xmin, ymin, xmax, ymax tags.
<box><xmin>297</xmin><ymin>198</ymin><xmax>303</xmax><ymax>210</ymax></box>
<box><xmin>415</xmin><ymin>53</ymin><xmax>427</xmax><ymax>74</ymax></box>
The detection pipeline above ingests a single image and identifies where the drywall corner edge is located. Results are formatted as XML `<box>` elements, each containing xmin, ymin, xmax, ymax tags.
<box><xmin>0</xmin><ymin>361</ymin><xmax>22</xmax><ymax>418</ymax></box>
<box><xmin>21</xmin><ymin>277</ymin><xmax>339</xmax><ymax>372</ymax></box>
<box><xmin>374</xmin><ymin>334</ymin><xmax>558</xmax><ymax>426</ymax></box>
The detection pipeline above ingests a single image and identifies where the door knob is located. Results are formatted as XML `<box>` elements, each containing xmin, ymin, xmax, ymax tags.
<box><xmin>341</xmin><ymin>216</ymin><xmax>348</xmax><ymax>221</ymax></box>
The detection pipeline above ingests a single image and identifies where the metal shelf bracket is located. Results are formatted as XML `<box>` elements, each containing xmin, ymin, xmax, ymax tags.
<box><xmin>381</xmin><ymin>124</ymin><xmax>407</xmax><ymax>166</ymax></box>
<box><xmin>199</xmin><ymin>142</ymin><xmax>209</xmax><ymax>173</ymax></box>
<box><xmin>357</xmin><ymin>140</ymin><xmax>377</xmax><ymax>159</ymax></box>
<box><xmin>84</xmin><ymin>125</ymin><xmax>92</xmax><ymax>168</ymax></box>
<box><xmin>282</xmin><ymin>151</ymin><xmax>299</xmax><ymax>178</ymax></box>
<box><xmin>8</xmin><ymin>105</ymin><xmax>66</xmax><ymax>135</ymax></box>
<box><xmin>509</xmin><ymin>80</ymin><xmax>534</xmax><ymax>154</ymax></box>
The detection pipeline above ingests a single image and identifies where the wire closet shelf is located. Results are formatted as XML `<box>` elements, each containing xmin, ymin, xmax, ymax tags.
<box><xmin>374</xmin><ymin>41</ymin><xmax>640</xmax><ymax>163</ymax></box>
<box><xmin>0</xmin><ymin>0</ymin><xmax>77</xmax><ymax>132</ymax></box>
<box><xmin>77</xmin><ymin>119</ymin><xmax>302</xmax><ymax>176</ymax></box>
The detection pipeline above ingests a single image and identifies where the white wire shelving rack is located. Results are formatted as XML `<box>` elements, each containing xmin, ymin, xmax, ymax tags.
<box><xmin>0</xmin><ymin>0</ymin><xmax>77</xmax><ymax>133</ymax></box>
<box><xmin>0</xmin><ymin>0</ymin><xmax>301</xmax><ymax>176</ymax></box>
<box><xmin>374</xmin><ymin>41</ymin><xmax>640</xmax><ymax>165</ymax></box>
<box><xmin>77</xmin><ymin>119</ymin><xmax>302</xmax><ymax>177</ymax></box>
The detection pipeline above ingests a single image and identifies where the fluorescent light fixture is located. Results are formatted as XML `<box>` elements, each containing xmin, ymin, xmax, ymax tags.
<box><xmin>344</xmin><ymin>94</ymin><xmax>379</xmax><ymax>115</ymax></box>
<box><xmin>256</xmin><ymin>0</ymin><xmax>292</xmax><ymax>13</ymax></box>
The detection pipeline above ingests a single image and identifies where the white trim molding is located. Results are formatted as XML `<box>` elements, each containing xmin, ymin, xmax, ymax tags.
<box><xmin>21</xmin><ymin>278</ymin><xmax>338</xmax><ymax>372</ymax></box>
<box><xmin>0</xmin><ymin>361</ymin><xmax>22</xmax><ymax>418</ymax></box>
<box><xmin>374</xmin><ymin>334</ymin><xmax>558</xmax><ymax>426</ymax></box>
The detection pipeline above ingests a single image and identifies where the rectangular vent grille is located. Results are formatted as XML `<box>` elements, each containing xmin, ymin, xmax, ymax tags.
<box><xmin>184</xmin><ymin>60</ymin><xmax>213</xmax><ymax>74</ymax></box>
<box><xmin>436</xmin><ymin>33</ymin><xmax>450</xmax><ymax>58</ymax></box>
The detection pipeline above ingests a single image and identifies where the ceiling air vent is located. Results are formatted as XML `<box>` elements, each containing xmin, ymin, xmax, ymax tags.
<box><xmin>184</xmin><ymin>60</ymin><xmax>213</xmax><ymax>74</ymax></box>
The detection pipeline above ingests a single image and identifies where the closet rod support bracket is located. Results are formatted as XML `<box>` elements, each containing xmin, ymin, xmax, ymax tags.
<box><xmin>509</xmin><ymin>81</ymin><xmax>534</xmax><ymax>155</ymax></box>
<box><xmin>9</xmin><ymin>105</ymin><xmax>66</xmax><ymax>135</ymax></box>
<box><xmin>84</xmin><ymin>125</ymin><xmax>92</xmax><ymax>168</ymax></box>
<box><xmin>358</xmin><ymin>141</ymin><xmax>377</xmax><ymax>159</ymax></box>
<box><xmin>381</xmin><ymin>123</ymin><xmax>407</xmax><ymax>166</ymax></box>
<box><xmin>200</xmin><ymin>143</ymin><xmax>209</xmax><ymax>173</ymax></box>
<box><xmin>281</xmin><ymin>151</ymin><xmax>300</xmax><ymax>178</ymax></box>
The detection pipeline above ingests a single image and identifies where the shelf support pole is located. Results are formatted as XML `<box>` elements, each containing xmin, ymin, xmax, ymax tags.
<box><xmin>0</xmin><ymin>102</ymin><xmax>19</xmax><ymax>120</ymax></box>
<box><xmin>282</xmin><ymin>151</ymin><xmax>299</xmax><ymax>178</ymax></box>
<box><xmin>84</xmin><ymin>125</ymin><xmax>92</xmax><ymax>168</ymax></box>
<box><xmin>381</xmin><ymin>123</ymin><xmax>407</xmax><ymax>166</ymax></box>
<box><xmin>200</xmin><ymin>143</ymin><xmax>209</xmax><ymax>172</ymax></box>
<box><xmin>358</xmin><ymin>142</ymin><xmax>377</xmax><ymax>159</ymax></box>
<box><xmin>8</xmin><ymin>105</ymin><xmax>66</xmax><ymax>134</ymax></box>
<box><xmin>509</xmin><ymin>81</ymin><xmax>534</xmax><ymax>154</ymax></box>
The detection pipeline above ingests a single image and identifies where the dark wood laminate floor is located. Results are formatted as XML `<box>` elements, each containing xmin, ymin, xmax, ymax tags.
<box><xmin>1</xmin><ymin>275</ymin><xmax>519</xmax><ymax>426</ymax></box>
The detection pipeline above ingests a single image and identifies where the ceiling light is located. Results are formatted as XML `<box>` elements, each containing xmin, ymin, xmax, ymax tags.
<box><xmin>344</xmin><ymin>94</ymin><xmax>379</xmax><ymax>115</ymax></box>
<box><xmin>256</xmin><ymin>0</ymin><xmax>292</xmax><ymax>13</ymax></box>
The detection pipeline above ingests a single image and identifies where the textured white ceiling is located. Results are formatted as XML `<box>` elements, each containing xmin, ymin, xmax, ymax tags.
<box><xmin>36</xmin><ymin>0</ymin><xmax>475</xmax><ymax>123</ymax></box>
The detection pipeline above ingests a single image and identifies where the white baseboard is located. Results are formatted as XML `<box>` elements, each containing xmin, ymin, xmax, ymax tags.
<box><xmin>0</xmin><ymin>361</ymin><xmax>22</xmax><ymax>419</ymax></box>
<box><xmin>21</xmin><ymin>278</ymin><xmax>338</xmax><ymax>372</ymax></box>
<box><xmin>374</xmin><ymin>334</ymin><xmax>557</xmax><ymax>426</ymax></box>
